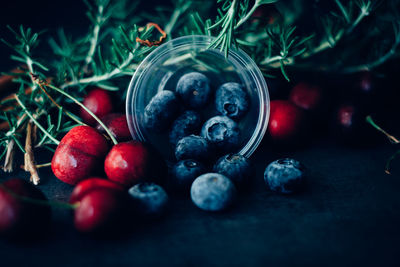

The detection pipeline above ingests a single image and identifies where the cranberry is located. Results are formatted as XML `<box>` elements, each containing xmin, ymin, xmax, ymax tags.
<box><xmin>268</xmin><ymin>100</ymin><xmax>306</xmax><ymax>142</ymax></box>
<box><xmin>80</xmin><ymin>88</ymin><xmax>113</xmax><ymax>125</ymax></box>
<box><xmin>69</xmin><ymin>177</ymin><xmax>124</xmax><ymax>204</ymax></box>
<box><xmin>104</xmin><ymin>141</ymin><xmax>166</xmax><ymax>187</ymax></box>
<box><xmin>289</xmin><ymin>82</ymin><xmax>323</xmax><ymax>111</ymax></box>
<box><xmin>96</xmin><ymin>113</ymin><xmax>132</xmax><ymax>141</ymax></box>
<box><xmin>333</xmin><ymin>103</ymin><xmax>379</xmax><ymax>145</ymax></box>
<box><xmin>0</xmin><ymin>179</ymin><xmax>51</xmax><ymax>239</ymax></box>
<box><xmin>51</xmin><ymin>126</ymin><xmax>109</xmax><ymax>185</ymax></box>
<box><xmin>73</xmin><ymin>188</ymin><xmax>127</xmax><ymax>234</ymax></box>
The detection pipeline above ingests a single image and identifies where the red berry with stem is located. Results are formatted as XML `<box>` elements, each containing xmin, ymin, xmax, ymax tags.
<box><xmin>289</xmin><ymin>82</ymin><xmax>323</xmax><ymax>111</ymax></box>
<box><xmin>104</xmin><ymin>141</ymin><xmax>166</xmax><ymax>187</ymax></box>
<box><xmin>96</xmin><ymin>113</ymin><xmax>132</xmax><ymax>142</ymax></box>
<box><xmin>0</xmin><ymin>178</ymin><xmax>51</xmax><ymax>238</ymax></box>
<box><xmin>80</xmin><ymin>88</ymin><xmax>113</xmax><ymax>125</ymax></box>
<box><xmin>69</xmin><ymin>177</ymin><xmax>124</xmax><ymax>204</ymax></box>
<box><xmin>268</xmin><ymin>100</ymin><xmax>306</xmax><ymax>142</ymax></box>
<box><xmin>333</xmin><ymin>103</ymin><xmax>381</xmax><ymax>145</ymax></box>
<box><xmin>73</xmin><ymin>188</ymin><xmax>127</xmax><ymax>233</ymax></box>
<box><xmin>51</xmin><ymin>126</ymin><xmax>109</xmax><ymax>185</ymax></box>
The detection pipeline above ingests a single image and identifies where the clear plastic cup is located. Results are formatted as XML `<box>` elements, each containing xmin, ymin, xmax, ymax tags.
<box><xmin>126</xmin><ymin>35</ymin><xmax>269</xmax><ymax>160</ymax></box>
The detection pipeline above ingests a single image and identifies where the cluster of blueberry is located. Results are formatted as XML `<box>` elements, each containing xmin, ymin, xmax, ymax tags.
<box><xmin>139</xmin><ymin>72</ymin><xmax>307</xmax><ymax>213</ymax></box>
<box><xmin>143</xmin><ymin>72</ymin><xmax>249</xmax><ymax>151</ymax></box>
<box><xmin>142</xmin><ymin>72</ymin><xmax>253</xmax><ymax>211</ymax></box>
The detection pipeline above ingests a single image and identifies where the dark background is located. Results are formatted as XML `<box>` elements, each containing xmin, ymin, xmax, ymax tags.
<box><xmin>1</xmin><ymin>0</ymin><xmax>400</xmax><ymax>266</ymax></box>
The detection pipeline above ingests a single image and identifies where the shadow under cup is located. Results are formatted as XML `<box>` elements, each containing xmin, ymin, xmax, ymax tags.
<box><xmin>126</xmin><ymin>35</ymin><xmax>270</xmax><ymax>160</ymax></box>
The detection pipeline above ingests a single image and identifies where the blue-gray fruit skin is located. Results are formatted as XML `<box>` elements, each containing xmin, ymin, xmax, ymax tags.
<box><xmin>171</xmin><ymin>159</ymin><xmax>206</xmax><ymax>192</ymax></box>
<box><xmin>176</xmin><ymin>72</ymin><xmax>211</xmax><ymax>109</ymax></box>
<box><xmin>213</xmin><ymin>154</ymin><xmax>252</xmax><ymax>186</ymax></box>
<box><xmin>215</xmin><ymin>82</ymin><xmax>249</xmax><ymax>119</ymax></box>
<box><xmin>201</xmin><ymin>116</ymin><xmax>240</xmax><ymax>152</ymax></box>
<box><xmin>264</xmin><ymin>158</ymin><xmax>305</xmax><ymax>194</ymax></box>
<box><xmin>169</xmin><ymin>110</ymin><xmax>202</xmax><ymax>145</ymax></box>
<box><xmin>143</xmin><ymin>90</ymin><xmax>179</xmax><ymax>132</ymax></box>
<box><xmin>175</xmin><ymin>135</ymin><xmax>210</xmax><ymax>161</ymax></box>
<box><xmin>128</xmin><ymin>183</ymin><xmax>169</xmax><ymax>217</ymax></box>
<box><xmin>190</xmin><ymin>173</ymin><xmax>237</xmax><ymax>211</ymax></box>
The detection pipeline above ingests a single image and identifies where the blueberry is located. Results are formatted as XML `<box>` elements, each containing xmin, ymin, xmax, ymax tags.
<box><xmin>143</xmin><ymin>90</ymin><xmax>179</xmax><ymax>132</ymax></box>
<box><xmin>169</xmin><ymin>110</ymin><xmax>202</xmax><ymax>145</ymax></box>
<box><xmin>215</xmin><ymin>82</ymin><xmax>249</xmax><ymax>119</ymax></box>
<box><xmin>264</xmin><ymin>158</ymin><xmax>305</xmax><ymax>194</ymax></box>
<box><xmin>176</xmin><ymin>72</ymin><xmax>211</xmax><ymax>108</ymax></box>
<box><xmin>171</xmin><ymin>159</ymin><xmax>206</xmax><ymax>192</ymax></box>
<box><xmin>175</xmin><ymin>135</ymin><xmax>210</xmax><ymax>161</ymax></box>
<box><xmin>201</xmin><ymin>116</ymin><xmax>240</xmax><ymax>152</ymax></box>
<box><xmin>128</xmin><ymin>183</ymin><xmax>169</xmax><ymax>217</ymax></box>
<box><xmin>213</xmin><ymin>154</ymin><xmax>252</xmax><ymax>186</ymax></box>
<box><xmin>190</xmin><ymin>173</ymin><xmax>237</xmax><ymax>211</ymax></box>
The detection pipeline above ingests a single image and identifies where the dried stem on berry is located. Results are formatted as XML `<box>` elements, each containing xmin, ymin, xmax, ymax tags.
<box><xmin>3</xmin><ymin>139</ymin><xmax>16</xmax><ymax>172</ymax></box>
<box><xmin>24</xmin><ymin>122</ymin><xmax>40</xmax><ymax>185</ymax></box>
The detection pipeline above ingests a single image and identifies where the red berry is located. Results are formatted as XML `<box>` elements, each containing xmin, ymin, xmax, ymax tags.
<box><xmin>96</xmin><ymin>113</ymin><xmax>132</xmax><ymax>141</ymax></box>
<box><xmin>289</xmin><ymin>82</ymin><xmax>322</xmax><ymax>111</ymax></box>
<box><xmin>251</xmin><ymin>5</ymin><xmax>280</xmax><ymax>25</ymax></box>
<box><xmin>104</xmin><ymin>141</ymin><xmax>165</xmax><ymax>187</ymax></box>
<box><xmin>268</xmin><ymin>100</ymin><xmax>305</xmax><ymax>142</ymax></box>
<box><xmin>334</xmin><ymin>104</ymin><xmax>369</xmax><ymax>143</ymax></box>
<box><xmin>73</xmin><ymin>188</ymin><xmax>126</xmax><ymax>233</ymax></box>
<box><xmin>0</xmin><ymin>179</ymin><xmax>51</xmax><ymax>238</ymax></box>
<box><xmin>337</xmin><ymin>105</ymin><xmax>355</xmax><ymax>129</ymax></box>
<box><xmin>333</xmin><ymin>103</ymin><xmax>381</xmax><ymax>145</ymax></box>
<box><xmin>51</xmin><ymin>126</ymin><xmax>109</xmax><ymax>185</ymax></box>
<box><xmin>69</xmin><ymin>177</ymin><xmax>124</xmax><ymax>204</ymax></box>
<box><xmin>357</xmin><ymin>71</ymin><xmax>374</xmax><ymax>94</ymax></box>
<box><xmin>80</xmin><ymin>88</ymin><xmax>113</xmax><ymax>125</ymax></box>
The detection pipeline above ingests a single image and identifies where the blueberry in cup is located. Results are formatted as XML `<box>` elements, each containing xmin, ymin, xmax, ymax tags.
<box><xmin>169</xmin><ymin>110</ymin><xmax>202</xmax><ymax>145</ymax></box>
<box><xmin>143</xmin><ymin>90</ymin><xmax>180</xmax><ymax>132</ymax></box>
<box><xmin>175</xmin><ymin>135</ymin><xmax>210</xmax><ymax>161</ymax></box>
<box><xmin>215</xmin><ymin>82</ymin><xmax>250</xmax><ymax>120</ymax></box>
<box><xmin>201</xmin><ymin>115</ymin><xmax>240</xmax><ymax>152</ymax></box>
<box><xmin>176</xmin><ymin>72</ymin><xmax>211</xmax><ymax>109</ymax></box>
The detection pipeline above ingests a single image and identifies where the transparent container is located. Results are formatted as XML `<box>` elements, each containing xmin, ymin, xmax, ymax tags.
<box><xmin>126</xmin><ymin>35</ymin><xmax>269</xmax><ymax>160</ymax></box>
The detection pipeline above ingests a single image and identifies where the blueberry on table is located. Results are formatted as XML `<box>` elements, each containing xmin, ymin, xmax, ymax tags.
<box><xmin>169</xmin><ymin>110</ymin><xmax>202</xmax><ymax>145</ymax></box>
<box><xmin>128</xmin><ymin>183</ymin><xmax>169</xmax><ymax>218</ymax></box>
<box><xmin>264</xmin><ymin>158</ymin><xmax>305</xmax><ymax>194</ymax></box>
<box><xmin>171</xmin><ymin>159</ymin><xmax>206</xmax><ymax>192</ymax></box>
<box><xmin>215</xmin><ymin>82</ymin><xmax>249</xmax><ymax>119</ymax></box>
<box><xmin>175</xmin><ymin>135</ymin><xmax>210</xmax><ymax>161</ymax></box>
<box><xmin>191</xmin><ymin>173</ymin><xmax>237</xmax><ymax>211</ymax></box>
<box><xmin>213</xmin><ymin>154</ymin><xmax>252</xmax><ymax>186</ymax></box>
<box><xmin>143</xmin><ymin>90</ymin><xmax>179</xmax><ymax>132</ymax></box>
<box><xmin>201</xmin><ymin>116</ymin><xmax>240</xmax><ymax>152</ymax></box>
<box><xmin>176</xmin><ymin>72</ymin><xmax>211</xmax><ymax>108</ymax></box>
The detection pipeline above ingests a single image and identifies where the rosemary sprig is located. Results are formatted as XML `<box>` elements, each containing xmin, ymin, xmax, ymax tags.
<box><xmin>208</xmin><ymin>0</ymin><xmax>279</xmax><ymax>57</ymax></box>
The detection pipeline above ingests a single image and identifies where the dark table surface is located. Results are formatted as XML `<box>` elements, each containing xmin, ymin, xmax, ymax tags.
<box><xmin>1</xmin><ymin>138</ymin><xmax>399</xmax><ymax>267</ymax></box>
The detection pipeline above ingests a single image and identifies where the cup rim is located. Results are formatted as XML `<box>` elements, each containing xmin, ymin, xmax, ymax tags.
<box><xmin>126</xmin><ymin>35</ymin><xmax>269</xmax><ymax>158</ymax></box>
